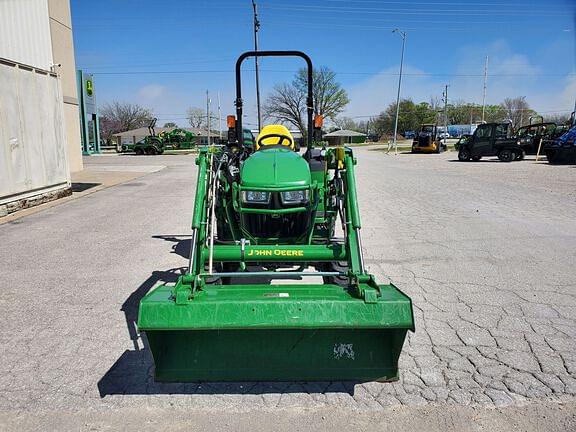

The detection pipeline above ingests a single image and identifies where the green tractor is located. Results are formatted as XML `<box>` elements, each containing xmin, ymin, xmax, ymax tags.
<box><xmin>160</xmin><ymin>127</ymin><xmax>197</xmax><ymax>150</ymax></box>
<box><xmin>133</xmin><ymin>118</ymin><xmax>164</xmax><ymax>155</ymax></box>
<box><xmin>138</xmin><ymin>51</ymin><xmax>415</xmax><ymax>382</ymax></box>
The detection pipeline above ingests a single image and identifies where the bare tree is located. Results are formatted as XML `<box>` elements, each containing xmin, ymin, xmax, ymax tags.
<box><xmin>99</xmin><ymin>116</ymin><xmax>121</xmax><ymax>141</ymax></box>
<box><xmin>100</xmin><ymin>102</ymin><xmax>153</xmax><ymax>137</ymax></box>
<box><xmin>543</xmin><ymin>113</ymin><xmax>571</xmax><ymax>124</ymax></box>
<box><xmin>500</xmin><ymin>97</ymin><xmax>536</xmax><ymax>130</ymax></box>
<box><xmin>163</xmin><ymin>122</ymin><xmax>177</xmax><ymax>128</ymax></box>
<box><xmin>264</xmin><ymin>66</ymin><xmax>349</xmax><ymax>137</ymax></box>
<box><xmin>294</xmin><ymin>66</ymin><xmax>350</xmax><ymax>120</ymax></box>
<box><xmin>186</xmin><ymin>107</ymin><xmax>216</xmax><ymax>129</ymax></box>
<box><xmin>333</xmin><ymin>116</ymin><xmax>358</xmax><ymax>131</ymax></box>
<box><xmin>263</xmin><ymin>83</ymin><xmax>307</xmax><ymax>135</ymax></box>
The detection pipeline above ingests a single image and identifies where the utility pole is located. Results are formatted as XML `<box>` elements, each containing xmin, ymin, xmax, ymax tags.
<box><xmin>252</xmin><ymin>0</ymin><xmax>262</xmax><ymax>132</ymax></box>
<box><xmin>391</xmin><ymin>29</ymin><xmax>406</xmax><ymax>155</ymax></box>
<box><xmin>206</xmin><ymin>90</ymin><xmax>211</xmax><ymax>145</ymax></box>
<box><xmin>443</xmin><ymin>84</ymin><xmax>449</xmax><ymax>145</ymax></box>
<box><xmin>481</xmin><ymin>55</ymin><xmax>488</xmax><ymax>122</ymax></box>
<box><xmin>217</xmin><ymin>91</ymin><xmax>222</xmax><ymax>139</ymax></box>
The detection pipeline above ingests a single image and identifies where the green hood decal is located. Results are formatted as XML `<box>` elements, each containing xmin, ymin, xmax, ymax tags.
<box><xmin>240</xmin><ymin>148</ymin><xmax>311</xmax><ymax>188</ymax></box>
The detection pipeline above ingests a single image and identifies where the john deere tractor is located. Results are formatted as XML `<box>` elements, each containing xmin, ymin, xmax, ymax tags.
<box><xmin>133</xmin><ymin>118</ymin><xmax>164</xmax><ymax>155</ymax></box>
<box><xmin>138</xmin><ymin>51</ymin><xmax>415</xmax><ymax>382</ymax></box>
<box><xmin>159</xmin><ymin>128</ymin><xmax>197</xmax><ymax>150</ymax></box>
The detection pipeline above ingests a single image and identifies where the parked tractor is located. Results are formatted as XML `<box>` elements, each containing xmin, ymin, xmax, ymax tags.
<box><xmin>412</xmin><ymin>124</ymin><xmax>447</xmax><ymax>153</ymax></box>
<box><xmin>137</xmin><ymin>51</ymin><xmax>415</xmax><ymax>382</ymax></box>
<box><xmin>159</xmin><ymin>128</ymin><xmax>196</xmax><ymax>150</ymax></box>
<box><xmin>133</xmin><ymin>118</ymin><xmax>164</xmax><ymax>155</ymax></box>
<box><xmin>457</xmin><ymin>122</ymin><xmax>523</xmax><ymax>162</ymax></box>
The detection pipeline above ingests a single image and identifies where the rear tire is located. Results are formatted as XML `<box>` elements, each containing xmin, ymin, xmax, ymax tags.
<box><xmin>515</xmin><ymin>150</ymin><xmax>525</xmax><ymax>161</ymax></box>
<box><xmin>546</xmin><ymin>150</ymin><xmax>559</xmax><ymax>164</ymax></box>
<box><xmin>498</xmin><ymin>149</ymin><xmax>514</xmax><ymax>162</ymax></box>
<box><xmin>458</xmin><ymin>148</ymin><xmax>471</xmax><ymax>161</ymax></box>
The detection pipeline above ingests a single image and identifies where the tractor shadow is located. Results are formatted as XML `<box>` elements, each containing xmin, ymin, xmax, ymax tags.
<box><xmin>97</xmin><ymin>237</ymin><xmax>357</xmax><ymax>397</ymax></box>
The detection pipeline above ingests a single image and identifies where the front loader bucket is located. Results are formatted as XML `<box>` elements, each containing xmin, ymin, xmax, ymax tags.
<box><xmin>138</xmin><ymin>282</ymin><xmax>414</xmax><ymax>382</ymax></box>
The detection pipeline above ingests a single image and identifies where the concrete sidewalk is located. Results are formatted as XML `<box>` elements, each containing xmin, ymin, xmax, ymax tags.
<box><xmin>0</xmin><ymin>162</ymin><xmax>164</xmax><ymax>225</ymax></box>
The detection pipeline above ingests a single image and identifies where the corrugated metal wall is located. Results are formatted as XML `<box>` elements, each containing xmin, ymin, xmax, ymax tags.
<box><xmin>0</xmin><ymin>0</ymin><xmax>53</xmax><ymax>70</ymax></box>
<box><xmin>0</xmin><ymin>63</ymin><xmax>70</xmax><ymax>203</ymax></box>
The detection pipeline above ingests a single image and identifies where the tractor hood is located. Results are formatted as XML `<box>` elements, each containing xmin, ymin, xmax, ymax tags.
<box><xmin>240</xmin><ymin>148</ymin><xmax>311</xmax><ymax>189</ymax></box>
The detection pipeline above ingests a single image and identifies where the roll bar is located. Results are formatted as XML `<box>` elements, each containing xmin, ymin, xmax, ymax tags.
<box><xmin>529</xmin><ymin>115</ymin><xmax>544</xmax><ymax>125</ymax></box>
<box><xmin>148</xmin><ymin>117</ymin><xmax>157</xmax><ymax>137</ymax></box>
<box><xmin>235</xmin><ymin>51</ymin><xmax>314</xmax><ymax>148</ymax></box>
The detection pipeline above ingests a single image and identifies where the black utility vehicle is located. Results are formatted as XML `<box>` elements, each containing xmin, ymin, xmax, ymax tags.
<box><xmin>457</xmin><ymin>122</ymin><xmax>523</xmax><ymax>162</ymax></box>
<box><xmin>516</xmin><ymin>122</ymin><xmax>567</xmax><ymax>155</ymax></box>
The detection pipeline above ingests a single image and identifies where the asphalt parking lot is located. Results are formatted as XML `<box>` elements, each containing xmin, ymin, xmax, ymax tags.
<box><xmin>0</xmin><ymin>148</ymin><xmax>575</xmax><ymax>431</ymax></box>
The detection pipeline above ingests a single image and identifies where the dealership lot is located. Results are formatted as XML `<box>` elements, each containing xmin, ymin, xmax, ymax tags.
<box><xmin>0</xmin><ymin>149</ymin><xmax>575</xmax><ymax>430</ymax></box>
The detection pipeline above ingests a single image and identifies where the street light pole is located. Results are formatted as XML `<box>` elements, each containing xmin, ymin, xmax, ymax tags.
<box><xmin>481</xmin><ymin>55</ymin><xmax>488</xmax><ymax>122</ymax></box>
<box><xmin>391</xmin><ymin>29</ymin><xmax>406</xmax><ymax>155</ymax></box>
<box><xmin>443</xmin><ymin>84</ymin><xmax>449</xmax><ymax>147</ymax></box>
<box><xmin>252</xmin><ymin>0</ymin><xmax>262</xmax><ymax>132</ymax></box>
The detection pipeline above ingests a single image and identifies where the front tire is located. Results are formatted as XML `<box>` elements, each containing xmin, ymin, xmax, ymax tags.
<box><xmin>135</xmin><ymin>148</ymin><xmax>144</xmax><ymax>155</ymax></box>
<box><xmin>498</xmin><ymin>149</ymin><xmax>514</xmax><ymax>162</ymax></box>
<box><xmin>458</xmin><ymin>148</ymin><xmax>471</xmax><ymax>161</ymax></box>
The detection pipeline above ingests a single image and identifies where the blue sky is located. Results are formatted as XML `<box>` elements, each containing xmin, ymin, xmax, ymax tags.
<box><xmin>71</xmin><ymin>0</ymin><xmax>576</xmax><ymax>127</ymax></box>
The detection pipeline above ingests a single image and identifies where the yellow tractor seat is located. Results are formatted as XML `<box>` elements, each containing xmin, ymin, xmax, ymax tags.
<box><xmin>256</xmin><ymin>125</ymin><xmax>294</xmax><ymax>151</ymax></box>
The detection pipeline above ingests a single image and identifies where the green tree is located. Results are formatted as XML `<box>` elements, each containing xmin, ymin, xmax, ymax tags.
<box><xmin>483</xmin><ymin>104</ymin><xmax>507</xmax><ymax>123</ymax></box>
<box><xmin>371</xmin><ymin>99</ymin><xmax>436</xmax><ymax>137</ymax></box>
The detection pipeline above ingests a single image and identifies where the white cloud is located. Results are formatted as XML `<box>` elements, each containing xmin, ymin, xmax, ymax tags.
<box><xmin>342</xmin><ymin>39</ymin><xmax>574</xmax><ymax>118</ymax></box>
<box><xmin>344</xmin><ymin>65</ymin><xmax>440</xmax><ymax>118</ymax></box>
<box><xmin>137</xmin><ymin>84</ymin><xmax>167</xmax><ymax>101</ymax></box>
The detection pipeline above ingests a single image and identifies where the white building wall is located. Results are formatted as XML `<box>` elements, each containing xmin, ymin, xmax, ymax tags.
<box><xmin>0</xmin><ymin>0</ymin><xmax>53</xmax><ymax>70</ymax></box>
<box><xmin>0</xmin><ymin>63</ymin><xmax>70</xmax><ymax>204</ymax></box>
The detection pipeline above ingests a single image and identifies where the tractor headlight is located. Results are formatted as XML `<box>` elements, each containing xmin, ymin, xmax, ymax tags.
<box><xmin>280</xmin><ymin>189</ymin><xmax>309</xmax><ymax>205</ymax></box>
<box><xmin>241</xmin><ymin>190</ymin><xmax>271</xmax><ymax>204</ymax></box>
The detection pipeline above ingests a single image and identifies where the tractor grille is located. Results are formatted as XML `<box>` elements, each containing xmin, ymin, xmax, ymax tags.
<box><xmin>242</xmin><ymin>211</ymin><xmax>311</xmax><ymax>241</ymax></box>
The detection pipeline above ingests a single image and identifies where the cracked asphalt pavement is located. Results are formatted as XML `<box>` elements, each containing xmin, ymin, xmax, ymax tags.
<box><xmin>0</xmin><ymin>149</ymin><xmax>575</xmax><ymax>430</ymax></box>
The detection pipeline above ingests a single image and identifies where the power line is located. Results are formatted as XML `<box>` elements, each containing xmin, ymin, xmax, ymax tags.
<box><xmin>260</xmin><ymin>3</ymin><xmax>569</xmax><ymax>17</ymax></box>
<box><xmin>321</xmin><ymin>0</ymin><xmax>570</xmax><ymax>6</ymax></box>
<box><xmin>261</xmin><ymin>19</ymin><xmax>572</xmax><ymax>34</ymax></box>
<box><xmin>90</xmin><ymin>68</ymin><xmax>575</xmax><ymax>78</ymax></box>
